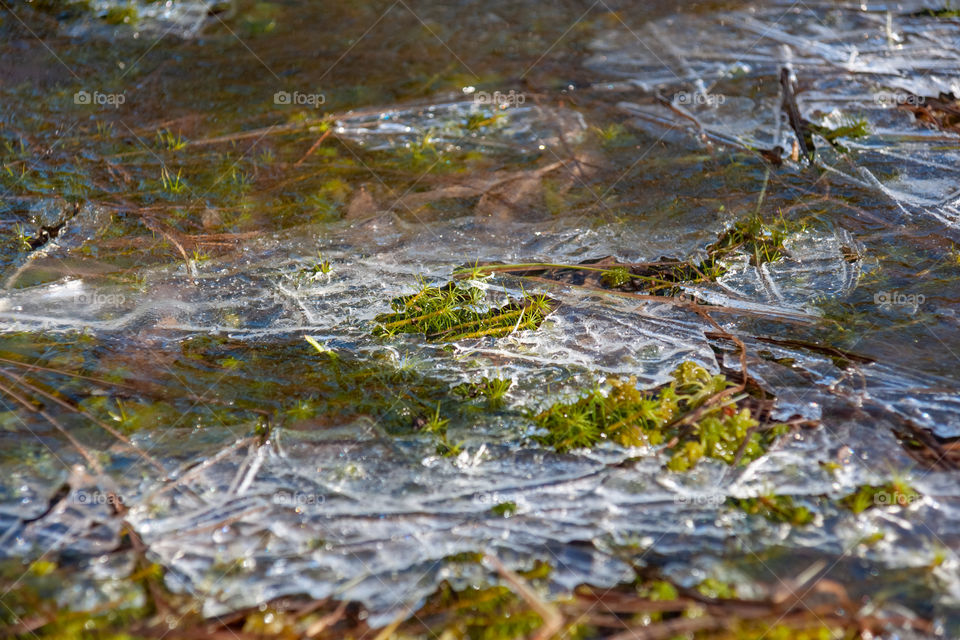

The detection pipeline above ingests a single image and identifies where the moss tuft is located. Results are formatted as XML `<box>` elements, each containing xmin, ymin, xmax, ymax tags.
<box><xmin>729</xmin><ymin>494</ymin><xmax>815</xmax><ymax>525</ymax></box>
<box><xmin>840</xmin><ymin>481</ymin><xmax>921</xmax><ymax>514</ymax></box>
<box><xmin>531</xmin><ymin>362</ymin><xmax>785</xmax><ymax>469</ymax></box>
<box><xmin>373</xmin><ymin>280</ymin><xmax>556</xmax><ymax>342</ymax></box>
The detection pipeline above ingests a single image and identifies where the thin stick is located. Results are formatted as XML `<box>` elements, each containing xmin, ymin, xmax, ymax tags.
<box><xmin>484</xmin><ymin>554</ymin><xmax>563</xmax><ymax>640</ymax></box>
<box><xmin>0</xmin><ymin>369</ymin><xmax>167</xmax><ymax>476</ymax></box>
<box><xmin>0</xmin><ymin>379</ymin><xmax>103</xmax><ymax>474</ymax></box>
<box><xmin>293</xmin><ymin>129</ymin><xmax>332</xmax><ymax>167</ymax></box>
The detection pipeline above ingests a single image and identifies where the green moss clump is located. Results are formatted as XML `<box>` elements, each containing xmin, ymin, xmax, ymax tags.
<box><xmin>531</xmin><ymin>362</ymin><xmax>784</xmax><ymax>469</ymax></box>
<box><xmin>639</xmin><ymin>580</ymin><xmax>679</xmax><ymax>602</ymax></box>
<box><xmin>604</xmin><ymin>258</ymin><xmax>727</xmax><ymax>295</ymax></box>
<box><xmin>729</xmin><ymin>495</ymin><xmax>815</xmax><ymax>526</ymax></box>
<box><xmin>422</xmin><ymin>580</ymin><xmax>555</xmax><ymax>640</ymax></box>
<box><xmin>696</xmin><ymin>577</ymin><xmax>738</xmax><ymax>599</ymax></box>
<box><xmin>452</xmin><ymin>376</ymin><xmax>512</xmax><ymax>407</ymax></box>
<box><xmin>294</xmin><ymin>251</ymin><xmax>332</xmax><ymax>282</ymax></box>
<box><xmin>417</xmin><ymin>403</ymin><xmax>462</xmax><ymax>457</ymax></box>
<box><xmin>810</xmin><ymin>117</ymin><xmax>871</xmax><ymax>145</ymax></box>
<box><xmin>708</xmin><ymin>214</ymin><xmax>793</xmax><ymax>266</ymax></box>
<box><xmin>840</xmin><ymin>481</ymin><xmax>921</xmax><ymax>514</ymax></box>
<box><xmin>490</xmin><ymin>501</ymin><xmax>517</xmax><ymax>517</ymax></box>
<box><xmin>603</xmin><ymin>213</ymin><xmax>801</xmax><ymax>291</ymax></box>
<box><xmin>373</xmin><ymin>280</ymin><xmax>556</xmax><ymax>342</ymax></box>
<box><xmin>599</xmin><ymin>265</ymin><xmax>633</xmax><ymax>288</ymax></box>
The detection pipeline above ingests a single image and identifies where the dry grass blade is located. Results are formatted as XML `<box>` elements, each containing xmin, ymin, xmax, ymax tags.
<box><xmin>484</xmin><ymin>554</ymin><xmax>563</xmax><ymax>640</ymax></box>
<box><xmin>0</xmin><ymin>368</ymin><xmax>167</xmax><ymax>476</ymax></box>
<box><xmin>0</xmin><ymin>378</ymin><xmax>104</xmax><ymax>475</ymax></box>
<box><xmin>305</xmin><ymin>600</ymin><xmax>349</xmax><ymax>637</ymax></box>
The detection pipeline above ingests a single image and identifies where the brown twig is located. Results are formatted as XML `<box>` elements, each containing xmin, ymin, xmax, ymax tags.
<box><xmin>484</xmin><ymin>554</ymin><xmax>563</xmax><ymax>640</ymax></box>
<box><xmin>294</xmin><ymin>129</ymin><xmax>332</xmax><ymax>167</ymax></box>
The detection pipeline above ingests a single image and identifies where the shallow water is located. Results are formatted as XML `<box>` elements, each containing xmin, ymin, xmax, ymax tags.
<box><xmin>1</xmin><ymin>0</ymin><xmax>960</xmax><ymax>635</ymax></box>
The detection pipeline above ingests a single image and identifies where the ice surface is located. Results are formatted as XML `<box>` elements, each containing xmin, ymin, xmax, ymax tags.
<box><xmin>591</xmin><ymin>3</ymin><xmax>960</xmax><ymax>227</ymax></box>
<box><xmin>1</xmin><ymin>209</ymin><xmax>957</xmax><ymax>624</ymax></box>
<box><xmin>60</xmin><ymin>1</ymin><xmax>228</xmax><ymax>39</ymax></box>
<box><xmin>333</xmin><ymin>100</ymin><xmax>587</xmax><ymax>154</ymax></box>
<box><xmin>1</xmin><ymin>20</ymin><xmax>959</xmax><ymax>628</ymax></box>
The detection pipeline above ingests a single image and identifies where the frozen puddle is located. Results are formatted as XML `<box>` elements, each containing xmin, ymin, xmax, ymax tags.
<box><xmin>0</xmin><ymin>213</ymin><xmax>958</xmax><ymax>626</ymax></box>
<box><xmin>589</xmin><ymin>2</ymin><xmax>960</xmax><ymax>228</ymax></box>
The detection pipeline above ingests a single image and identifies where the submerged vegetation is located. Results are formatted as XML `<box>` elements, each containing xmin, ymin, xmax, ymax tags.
<box><xmin>373</xmin><ymin>280</ymin><xmax>556</xmax><ymax>341</ymax></box>
<box><xmin>452</xmin><ymin>375</ymin><xmax>513</xmax><ymax>407</ymax></box>
<box><xmin>707</xmin><ymin>213</ymin><xmax>797</xmax><ymax>266</ymax></box>
<box><xmin>531</xmin><ymin>361</ymin><xmax>788</xmax><ymax>469</ymax></box>
<box><xmin>458</xmin><ymin>212</ymin><xmax>802</xmax><ymax>299</ymax></box>
<box><xmin>729</xmin><ymin>480</ymin><xmax>922</xmax><ymax>526</ymax></box>
<box><xmin>840</xmin><ymin>481</ymin><xmax>921</xmax><ymax>514</ymax></box>
<box><xmin>729</xmin><ymin>494</ymin><xmax>816</xmax><ymax>525</ymax></box>
<box><xmin>809</xmin><ymin>117</ymin><xmax>871</xmax><ymax>153</ymax></box>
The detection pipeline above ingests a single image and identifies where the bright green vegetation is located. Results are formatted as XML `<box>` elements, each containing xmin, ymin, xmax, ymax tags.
<box><xmin>294</xmin><ymin>251</ymin><xmax>333</xmax><ymax>281</ymax></box>
<box><xmin>840</xmin><ymin>481</ymin><xmax>921</xmax><ymax>514</ymax></box>
<box><xmin>696</xmin><ymin>577</ymin><xmax>738</xmax><ymax>599</ymax></box>
<box><xmin>708</xmin><ymin>213</ymin><xmax>796</xmax><ymax>266</ymax></box>
<box><xmin>531</xmin><ymin>361</ymin><xmax>787</xmax><ymax>469</ymax></box>
<box><xmin>811</xmin><ymin>117</ymin><xmax>870</xmax><ymax>143</ymax></box>
<box><xmin>637</xmin><ymin>579</ymin><xmax>679</xmax><ymax>601</ymax></box>
<box><xmin>490</xmin><ymin>501</ymin><xmax>518</xmax><ymax>517</ymax></box>
<box><xmin>589</xmin><ymin>258</ymin><xmax>728</xmax><ymax>296</ymax></box>
<box><xmin>418</xmin><ymin>581</ymin><xmax>554</xmax><ymax>639</ymax></box>
<box><xmin>729</xmin><ymin>494</ymin><xmax>815</xmax><ymax>525</ymax></box>
<box><xmin>373</xmin><ymin>280</ymin><xmax>556</xmax><ymax>342</ymax></box>
<box><xmin>809</xmin><ymin>117</ymin><xmax>871</xmax><ymax>154</ymax></box>
<box><xmin>452</xmin><ymin>376</ymin><xmax>513</xmax><ymax>407</ymax></box>
<box><xmin>155</xmin><ymin>129</ymin><xmax>187</xmax><ymax>152</ymax></box>
<box><xmin>420</xmin><ymin>403</ymin><xmax>462</xmax><ymax>457</ymax></box>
